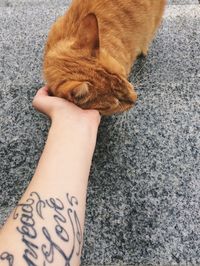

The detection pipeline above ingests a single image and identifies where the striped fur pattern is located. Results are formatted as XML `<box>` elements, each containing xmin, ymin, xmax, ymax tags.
<box><xmin>43</xmin><ymin>0</ymin><xmax>166</xmax><ymax>115</ymax></box>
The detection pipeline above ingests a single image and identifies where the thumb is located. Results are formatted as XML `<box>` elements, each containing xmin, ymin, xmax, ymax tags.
<box><xmin>32</xmin><ymin>86</ymin><xmax>53</xmax><ymax>115</ymax></box>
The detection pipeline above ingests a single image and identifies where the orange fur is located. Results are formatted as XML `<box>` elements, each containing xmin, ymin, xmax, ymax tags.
<box><xmin>43</xmin><ymin>0</ymin><xmax>166</xmax><ymax>115</ymax></box>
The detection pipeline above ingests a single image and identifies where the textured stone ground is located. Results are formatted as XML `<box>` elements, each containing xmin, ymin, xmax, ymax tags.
<box><xmin>0</xmin><ymin>0</ymin><xmax>200</xmax><ymax>265</ymax></box>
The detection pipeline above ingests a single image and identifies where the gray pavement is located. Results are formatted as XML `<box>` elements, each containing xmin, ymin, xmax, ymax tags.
<box><xmin>0</xmin><ymin>0</ymin><xmax>200</xmax><ymax>265</ymax></box>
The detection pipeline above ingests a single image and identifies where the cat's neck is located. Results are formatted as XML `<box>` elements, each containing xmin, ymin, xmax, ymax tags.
<box><xmin>99</xmin><ymin>29</ymin><xmax>139</xmax><ymax>77</ymax></box>
<box><xmin>99</xmin><ymin>45</ymin><xmax>138</xmax><ymax>78</ymax></box>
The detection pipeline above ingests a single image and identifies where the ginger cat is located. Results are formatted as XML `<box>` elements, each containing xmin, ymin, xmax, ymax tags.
<box><xmin>43</xmin><ymin>0</ymin><xmax>166</xmax><ymax>115</ymax></box>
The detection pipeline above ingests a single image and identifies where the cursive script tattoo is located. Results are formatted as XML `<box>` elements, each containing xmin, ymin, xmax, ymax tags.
<box><xmin>41</xmin><ymin>194</ymin><xmax>82</xmax><ymax>265</ymax></box>
<box><xmin>12</xmin><ymin>192</ymin><xmax>82</xmax><ymax>266</ymax></box>
<box><xmin>13</xmin><ymin>192</ymin><xmax>42</xmax><ymax>265</ymax></box>
<box><xmin>0</xmin><ymin>252</ymin><xmax>14</xmax><ymax>266</ymax></box>
<box><xmin>46</xmin><ymin>197</ymin><xmax>69</xmax><ymax>242</ymax></box>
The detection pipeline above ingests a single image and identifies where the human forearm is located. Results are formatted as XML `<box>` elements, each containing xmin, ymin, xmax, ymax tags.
<box><xmin>0</xmin><ymin>112</ymin><xmax>99</xmax><ymax>266</ymax></box>
<box><xmin>30</xmin><ymin>115</ymin><xmax>98</xmax><ymax>197</ymax></box>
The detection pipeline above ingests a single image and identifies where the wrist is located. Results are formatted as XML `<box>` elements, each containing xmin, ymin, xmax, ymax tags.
<box><xmin>51</xmin><ymin>109</ymin><xmax>100</xmax><ymax>137</ymax></box>
<box><xmin>50</xmin><ymin>111</ymin><xmax>100</xmax><ymax>153</ymax></box>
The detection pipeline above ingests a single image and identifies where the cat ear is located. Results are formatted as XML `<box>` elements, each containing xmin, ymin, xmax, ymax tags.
<box><xmin>68</xmin><ymin>82</ymin><xmax>90</xmax><ymax>101</ymax></box>
<box><xmin>72</xmin><ymin>13</ymin><xmax>99</xmax><ymax>56</ymax></box>
<box><xmin>57</xmin><ymin>81</ymin><xmax>90</xmax><ymax>102</ymax></box>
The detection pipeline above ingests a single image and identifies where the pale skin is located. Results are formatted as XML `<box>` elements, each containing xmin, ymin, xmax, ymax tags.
<box><xmin>0</xmin><ymin>86</ymin><xmax>101</xmax><ymax>266</ymax></box>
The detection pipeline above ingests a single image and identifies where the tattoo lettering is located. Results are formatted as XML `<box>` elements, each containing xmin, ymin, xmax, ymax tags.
<box><xmin>0</xmin><ymin>252</ymin><xmax>14</xmax><ymax>266</ymax></box>
<box><xmin>42</xmin><ymin>227</ymin><xmax>71</xmax><ymax>265</ymax></box>
<box><xmin>46</xmin><ymin>198</ymin><xmax>69</xmax><ymax>242</ymax></box>
<box><xmin>12</xmin><ymin>192</ymin><xmax>82</xmax><ymax>266</ymax></box>
<box><xmin>13</xmin><ymin>193</ymin><xmax>42</xmax><ymax>265</ymax></box>
<box><xmin>41</xmin><ymin>194</ymin><xmax>82</xmax><ymax>265</ymax></box>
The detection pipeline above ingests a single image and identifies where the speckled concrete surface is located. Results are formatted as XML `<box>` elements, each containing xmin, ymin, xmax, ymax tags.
<box><xmin>0</xmin><ymin>1</ymin><xmax>200</xmax><ymax>265</ymax></box>
<box><xmin>169</xmin><ymin>0</ymin><xmax>198</xmax><ymax>3</ymax></box>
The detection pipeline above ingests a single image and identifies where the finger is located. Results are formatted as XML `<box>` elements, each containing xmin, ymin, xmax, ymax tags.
<box><xmin>32</xmin><ymin>87</ymin><xmax>50</xmax><ymax>108</ymax></box>
<box><xmin>35</xmin><ymin>86</ymin><xmax>49</xmax><ymax>97</ymax></box>
<box><xmin>32</xmin><ymin>87</ymin><xmax>48</xmax><ymax>110</ymax></box>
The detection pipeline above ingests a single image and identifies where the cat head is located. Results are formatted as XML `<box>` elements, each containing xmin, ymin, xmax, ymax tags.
<box><xmin>43</xmin><ymin>13</ymin><xmax>137</xmax><ymax>115</ymax></box>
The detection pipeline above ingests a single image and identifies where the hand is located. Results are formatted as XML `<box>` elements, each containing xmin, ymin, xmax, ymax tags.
<box><xmin>32</xmin><ymin>86</ymin><xmax>101</xmax><ymax>128</ymax></box>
